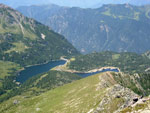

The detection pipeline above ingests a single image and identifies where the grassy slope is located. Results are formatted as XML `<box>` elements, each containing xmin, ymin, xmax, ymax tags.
<box><xmin>0</xmin><ymin>61</ymin><xmax>21</xmax><ymax>79</ymax></box>
<box><xmin>4</xmin><ymin>42</ymin><xmax>27</xmax><ymax>53</ymax></box>
<box><xmin>0</xmin><ymin>61</ymin><xmax>21</xmax><ymax>88</ymax></box>
<box><xmin>0</xmin><ymin>73</ymin><xmax>102</xmax><ymax>113</ymax></box>
<box><xmin>0</xmin><ymin>72</ymin><xmax>137</xmax><ymax>113</ymax></box>
<box><xmin>0</xmin><ymin>70</ymin><xmax>81</xmax><ymax>103</ymax></box>
<box><xmin>17</xmin><ymin>70</ymin><xmax>82</xmax><ymax>96</ymax></box>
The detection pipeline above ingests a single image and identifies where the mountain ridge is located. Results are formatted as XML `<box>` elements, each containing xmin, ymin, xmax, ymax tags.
<box><xmin>1</xmin><ymin>0</ymin><xmax>150</xmax><ymax>8</ymax></box>
<box><xmin>1</xmin><ymin>72</ymin><xmax>150</xmax><ymax>113</ymax></box>
<box><xmin>17</xmin><ymin>4</ymin><xmax>150</xmax><ymax>53</ymax></box>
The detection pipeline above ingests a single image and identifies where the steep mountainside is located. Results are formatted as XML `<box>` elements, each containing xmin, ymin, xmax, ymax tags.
<box><xmin>0</xmin><ymin>4</ymin><xmax>79</xmax><ymax>66</ymax></box>
<box><xmin>1</xmin><ymin>72</ymin><xmax>150</xmax><ymax>113</ymax></box>
<box><xmin>0</xmin><ymin>4</ymin><xmax>79</xmax><ymax>102</ymax></box>
<box><xmin>17</xmin><ymin>4</ymin><xmax>150</xmax><ymax>54</ymax></box>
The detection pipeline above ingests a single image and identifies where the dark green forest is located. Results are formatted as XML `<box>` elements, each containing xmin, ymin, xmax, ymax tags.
<box><xmin>68</xmin><ymin>51</ymin><xmax>150</xmax><ymax>73</ymax></box>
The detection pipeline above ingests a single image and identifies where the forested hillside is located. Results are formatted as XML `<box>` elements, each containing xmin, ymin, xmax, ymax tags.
<box><xmin>0</xmin><ymin>4</ymin><xmax>79</xmax><ymax>102</ymax></box>
<box><xmin>68</xmin><ymin>51</ymin><xmax>150</xmax><ymax>73</ymax></box>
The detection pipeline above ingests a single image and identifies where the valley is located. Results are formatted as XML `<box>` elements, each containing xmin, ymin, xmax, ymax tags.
<box><xmin>0</xmin><ymin>2</ymin><xmax>150</xmax><ymax>113</ymax></box>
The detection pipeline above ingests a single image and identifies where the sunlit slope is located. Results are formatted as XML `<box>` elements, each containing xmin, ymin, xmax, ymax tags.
<box><xmin>0</xmin><ymin>72</ymin><xmax>139</xmax><ymax>113</ymax></box>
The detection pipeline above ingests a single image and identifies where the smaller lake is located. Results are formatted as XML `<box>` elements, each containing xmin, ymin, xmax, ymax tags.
<box><xmin>16</xmin><ymin>60</ymin><xmax>66</xmax><ymax>83</ymax></box>
<box><xmin>76</xmin><ymin>68</ymin><xmax>119</xmax><ymax>77</ymax></box>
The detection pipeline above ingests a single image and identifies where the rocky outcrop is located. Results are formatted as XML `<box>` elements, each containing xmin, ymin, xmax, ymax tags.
<box><xmin>13</xmin><ymin>100</ymin><xmax>20</xmax><ymax>105</ymax></box>
<box><xmin>94</xmin><ymin>84</ymin><xmax>139</xmax><ymax>113</ymax></box>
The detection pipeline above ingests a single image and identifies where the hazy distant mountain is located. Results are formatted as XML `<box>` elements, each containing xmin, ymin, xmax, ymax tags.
<box><xmin>0</xmin><ymin>0</ymin><xmax>101</xmax><ymax>8</ymax></box>
<box><xmin>93</xmin><ymin>0</ymin><xmax>150</xmax><ymax>8</ymax></box>
<box><xmin>1</xmin><ymin>0</ymin><xmax>150</xmax><ymax>8</ymax></box>
<box><xmin>18</xmin><ymin>4</ymin><xmax>150</xmax><ymax>54</ymax></box>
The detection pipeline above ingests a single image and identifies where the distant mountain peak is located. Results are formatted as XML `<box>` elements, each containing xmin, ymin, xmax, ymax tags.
<box><xmin>17</xmin><ymin>4</ymin><xmax>150</xmax><ymax>54</ymax></box>
<box><xmin>0</xmin><ymin>3</ymin><xmax>10</xmax><ymax>8</ymax></box>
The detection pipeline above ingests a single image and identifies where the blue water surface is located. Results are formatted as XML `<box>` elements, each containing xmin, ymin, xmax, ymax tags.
<box><xmin>16</xmin><ymin>59</ymin><xmax>119</xmax><ymax>83</ymax></box>
<box><xmin>76</xmin><ymin>68</ymin><xmax>119</xmax><ymax>77</ymax></box>
<box><xmin>16</xmin><ymin>60</ymin><xmax>66</xmax><ymax>83</ymax></box>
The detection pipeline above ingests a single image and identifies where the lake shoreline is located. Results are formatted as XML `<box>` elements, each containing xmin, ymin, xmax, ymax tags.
<box><xmin>16</xmin><ymin>58</ymin><xmax>65</xmax><ymax>75</ymax></box>
<box><xmin>15</xmin><ymin>56</ymin><xmax>120</xmax><ymax>83</ymax></box>
<box><xmin>16</xmin><ymin>59</ymin><xmax>66</xmax><ymax>83</ymax></box>
<box><xmin>53</xmin><ymin>58</ymin><xmax>120</xmax><ymax>74</ymax></box>
<box><xmin>58</xmin><ymin>67</ymin><xmax>120</xmax><ymax>74</ymax></box>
